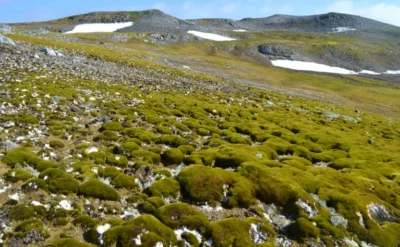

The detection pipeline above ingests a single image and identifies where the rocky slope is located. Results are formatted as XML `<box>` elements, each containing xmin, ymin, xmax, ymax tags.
<box><xmin>235</xmin><ymin>12</ymin><xmax>399</xmax><ymax>32</ymax></box>
<box><xmin>10</xmin><ymin>10</ymin><xmax>400</xmax><ymax>34</ymax></box>
<box><xmin>0</xmin><ymin>34</ymin><xmax>399</xmax><ymax>247</ymax></box>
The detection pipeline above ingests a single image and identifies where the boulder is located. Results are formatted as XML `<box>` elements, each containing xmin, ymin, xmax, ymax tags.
<box><xmin>0</xmin><ymin>24</ymin><xmax>12</xmax><ymax>34</ymax></box>
<box><xmin>42</xmin><ymin>47</ymin><xmax>57</xmax><ymax>56</ymax></box>
<box><xmin>257</xmin><ymin>44</ymin><xmax>301</xmax><ymax>60</ymax></box>
<box><xmin>0</xmin><ymin>34</ymin><xmax>16</xmax><ymax>46</ymax></box>
<box><xmin>3</xmin><ymin>140</ymin><xmax>18</xmax><ymax>151</ymax></box>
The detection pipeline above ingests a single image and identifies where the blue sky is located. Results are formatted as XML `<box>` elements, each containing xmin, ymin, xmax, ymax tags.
<box><xmin>0</xmin><ymin>0</ymin><xmax>399</xmax><ymax>26</ymax></box>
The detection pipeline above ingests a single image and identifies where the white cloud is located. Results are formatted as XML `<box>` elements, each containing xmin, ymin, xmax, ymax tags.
<box><xmin>328</xmin><ymin>1</ymin><xmax>400</xmax><ymax>26</ymax></box>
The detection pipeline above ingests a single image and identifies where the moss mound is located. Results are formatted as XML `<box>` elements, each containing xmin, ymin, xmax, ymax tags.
<box><xmin>5</xmin><ymin>168</ymin><xmax>32</xmax><ymax>182</ymax></box>
<box><xmin>2</xmin><ymin>147</ymin><xmax>40</xmax><ymax>167</ymax></box>
<box><xmin>156</xmin><ymin>203</ymin><xmax>209</xmax><ymax>231</ymax></box>
<box><xmin>288</xmin><ymin>217</ymin><xmax>320</xmax><ymax>240</ymax></box>
<box><xmin>178</xmin><ymin>165</ymin><xmax>257</xmax><ymax>207</ymax></box>
<box><xmin>161</xmin><ymin>148</ymin><xmax>184</xmax><ymax>166</ymax></box>
<box><xmin>78</xmin><ymin>179</ymin><xmax>120</xmax><ymax>201</ymax></box>
<box><xmin>158</xmin><ymin>135</ymin><xmax>190</xmax><ymax>147</ymax></box>
<box><xmin>146</xmin><ymin>177</ymin><xmax>180</xmax><ymax>198</ymax></box>
<box><xmin>104</xmin><ymin>215</ymin><xmax>178</xmax><ymax>246</ymax></box>
<box><xmin>47</xmin><ymin>239</ymin><xmax>89</xmax><ymax>247</ymax></box>
<box><xmin>39</xmin><ymin>168</ymin><xmax>79</xmax><ymax>194</ymax></box>
<box><xmin>210</xmin><ymin>218</ymin><xmax>275</xmax><ymax>247</ymax></box>
<box><xmin>112</xmin><ymin>174</ymin><xmax>139</xmax><ymax>190</ymax></box>
<box><xmin>101</xmin><ymin>121</ymin><xmax>124</xmax><ymax>132</ymax></box>
<box><xmin>49</xmin><ymin>140</ymin><xmax>65</xmax><ymax>149</ymax></box>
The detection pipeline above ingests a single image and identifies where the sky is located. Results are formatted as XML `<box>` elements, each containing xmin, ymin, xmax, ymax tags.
<box><xmin>0</xmin><ymin>0</ymin><xmax>399</xmax><ymax>26</ymax></box>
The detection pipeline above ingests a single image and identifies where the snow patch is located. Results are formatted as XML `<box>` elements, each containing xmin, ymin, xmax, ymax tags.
<box><xmin>385</xmin><ymin>70</ymin><xmax>400</xmax><ymax>74</ymax></box>
<box><xmin>188</xmin><ymin>30</ymin><xmax>236</xmax><ymax>41</ymax></box>
<box><xmin>97</xmin><ymin>223</ymin><xmax>111</xmax><ymax>234</ymax></box>
<box><xmin>65</xmin><ymin>22</ymin><xmax>133</xmax><ymax>34</ymax></box>
<box><xmin>31</xmin><ymin>201</ymin><xmax>43</xmax><ymax>206</ymax></box>
<box><xmin>97</xmin><ymin>223</ymin><xmax>111</xmax><ymax>245</ymax></box>
<box><xmin>332</xmin><ymin>27</ymin><xmax>356</xmax><ymax>33</ymax></box>
<box><xmin>271</xmin><ymin>60</ymin><xmax>400</xmax><ymax>76</ymax></box>
<box><xmin>85</xmin><ymin>147</ymin><xmax>99</xmax><ymax>154</ymax></box>
<box><xmin>359</xmin><ymin>70</ymin><xmax>380</xmax><ymax>75</ymax></box>
<box><xmin>233</xmin><ymin>29</ymin><xmax>247</xmax><ymax>32</ymax></box>
<box><xmin>100</xmin><ymin>177</ymin><xmax>112</xmax><ymax>186</ymax></box>
<box><xmin>154</xmin><ymin>242</ymin><xmax>164</xmax><ymax>247</ymax></box>
<box><xmin>271</xmin><ymin>60</ymin><xmax>357</xmax><ymax>74</ymax></box>
<box><xmin>343</xmin><ymin>238</ymin><xmax>359</xmax><ymax>247</ymax></box>
<box><xmin>134</xmin><ymin>231</ymin><xmax>148</xmax><ymax>245</ymax></box>
<box><xmin>8</xmin><ymin>193</ymin><xmax>19</xmax><ymax>201</ymax></box>
<box><xmin>57</xmin><ymin>200</ymin><xmax>73</xmax><ymax>211</ymax></box>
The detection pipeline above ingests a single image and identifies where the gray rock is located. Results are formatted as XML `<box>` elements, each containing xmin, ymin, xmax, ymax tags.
<box><xmin>258</xmin><ymin>44</ymin><xmax>301</xmax><ymax>61</ymax></box>
<box><xmin>330</xmin><ymin>211</ymin><xmax>348</xmax><ymax>228</ymax></box>
<box><xmin>0</xmin><ymin>34</ymin><xmax>16</xmax><ymax>46</ymax></box>
<box><xmin>0</xmin><ymin>24</ymin><xmax>12</xmax><ymax>34</ymax></box>
<box><xmin>42</xmin><ymin>47</ymin><xmax>57</xmax><ymax>56</ymax></box>
<box><xmin>3</xmin><ymin>140</ymin><xmax>17</xmax><ymax>151</ymax></box>
<box><xmin>70</xmin><ymin>105</ymin><xmax>81</xmax><ymax>112</ymax></box>
<box><xmin>324</xmin><ymin>111</ymin><xmax>341</xmax><ymax>120</ymax></box>
<box><xmin>368</xmin><ymin>138</ymin><xmax>375</xmax><ymax>145</ymax></box>
<box><xmin>4</xmin><ymin>121</ymin><xmax>15</xmax><ymax>128</ymax></box>
<box><xmin>23</xmin><ymin>229</ymin><xmax>46</xmax><ymax>244</ymax></box>
<box><xmin>367</xmin><ymin>203</ymin><xmax>396</xmax><ymax>222</ymax></box>
<box><xmin>135</xmin><ymin>165</ymin><xmax>155</xmax><ymax>189</ymax></box>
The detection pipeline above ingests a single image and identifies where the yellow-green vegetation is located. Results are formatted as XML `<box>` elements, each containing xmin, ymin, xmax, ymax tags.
<box><xmin>210</xmin><ymin>218</ymin><xmax>275</xmax><ymax>247</ymax></box>
<box><xmin>0</xmin><ymin>29</ymin><xmax>399</xmax><ymax>247</ymax></box>
<box><xmin>78</xmin><ymin>179</ymin><xmax>120</xmax><ymax>201</ymax></box>
<box><xmin>161</xmin><ymin>148</ymin><xmax>184</xmax><ymax>166</ymax></box>
<box><xmin>47</xmin><ymin>238</ymin><xmax>90</xmax><ymax>247</ymax></box>
<box><xmin>156</xmin><ymin>203</ymin><xmax>209</xmax><ymax>231</ymax></box>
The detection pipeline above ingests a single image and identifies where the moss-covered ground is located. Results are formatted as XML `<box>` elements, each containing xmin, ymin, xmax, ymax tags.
<box><xmin>0</xmin><ymin>30</ymin><xmax>399</xmax><ymax>247</ymax></box>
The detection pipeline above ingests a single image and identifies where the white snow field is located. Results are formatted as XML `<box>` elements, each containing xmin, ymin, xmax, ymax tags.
<box><xmin>385</xmin><ymin>70</ymin><xmax>400</xmax><ymax>75</ymax></box>
<box><xmin>271</xmin><ymin>60</ymin><xmax>357</xmax><ymax>74</ymax></box>
<box><xmin>187</xmin><ymin>30</ymin><xmax>236</xmax><ymax>41</ymax></box>
<box><xmin>233</xmin><ymin>29</ymin><xmax>247</xmax><ymax>32</ymax></box>
<box><xmin>359</xmin><ymin>70</ymin><xmax>380</xmax><ymax>75</ymax></box>
<box><xmin>65</xmin><ymin>22</ymin><xmax>133</xmax><ymax>34</ymax></box>
<box><xmin>271</xmin><ymin>60</ymin><xmax>400</xmax><ymax>75</ymax></box>
<box><xmin>332</xmin><ymin>27</ymin><xmax>357</xmax><ymax>33</ymax></box>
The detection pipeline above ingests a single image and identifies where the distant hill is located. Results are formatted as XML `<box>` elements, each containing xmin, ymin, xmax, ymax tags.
<box><xmin>9</xmin><ymin>10</ymin><xmax>400</xmax><ymax>34</ymax></box>
<box><xmin>235</xmin><ymin>12</ymin><xmax>399</xmax><ymax>32</ymax></box>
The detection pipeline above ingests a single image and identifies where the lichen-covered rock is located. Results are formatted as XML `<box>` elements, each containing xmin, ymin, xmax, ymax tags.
<box><xmin>0</xmin><ymin>34</ymin><xmax>15</xmax><ymax>46</ymax></box>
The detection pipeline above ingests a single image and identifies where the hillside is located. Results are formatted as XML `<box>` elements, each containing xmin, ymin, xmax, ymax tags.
<box><xmin>9</xmin><ymin>10</ymin><xmax>400</xmax><ymax>34</ymax></box>
<box><xmin>236</xmin><ymin>12</ymin><xmax>399</xmax><ymax>32</ymax></box>
<box><xmin>0</xmin><ymin>9</ymin><xmax>400</xmax><ymax>247</ymax></box>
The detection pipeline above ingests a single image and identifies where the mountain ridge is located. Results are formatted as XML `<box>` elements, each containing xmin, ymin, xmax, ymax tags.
<box><xmin>8</xmin><ymin>9</ymin><xmax>400</xmax><ymax>34</ymax></box>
